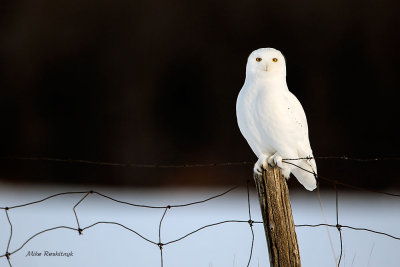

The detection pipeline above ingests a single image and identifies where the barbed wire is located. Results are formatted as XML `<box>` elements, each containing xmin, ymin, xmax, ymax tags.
<box><xmin>1</xmin><ymin>155</ymin><xmax>400</xmax><ymax>266</ymax></box>
<box><xmin>1</xmin><ymin>155</ymin><xmax>400</xmax><ymax>169</ymax></box>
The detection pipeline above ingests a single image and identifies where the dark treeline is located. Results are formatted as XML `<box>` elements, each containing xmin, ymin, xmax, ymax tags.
<box><xmin>0</xmin><ymin>0</ymin><xmax>399</xmax><ymax>189</ymax></box>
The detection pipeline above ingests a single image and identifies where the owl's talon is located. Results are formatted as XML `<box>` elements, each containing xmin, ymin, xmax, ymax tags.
<box><xmin>268</xmin><ymin>153</ymin><xmax>283</xmax><ymax>168</ymax></box>
<box><xmin>254</xmin><ymin>153</ymin><xmax>268</xmax><ymax>174</ymax></box>
<box><xmin>253</xmin><ymin>164</ymin><xmax>263</xmax><ymax>174</ymax></box>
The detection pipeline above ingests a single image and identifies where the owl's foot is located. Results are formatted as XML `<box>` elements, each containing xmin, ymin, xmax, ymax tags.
<box><xmin>267</xmin><ymin>153</ymin><xmax>291</xmax><ymax>178</ymax></box>
<box><xmin>267</xmin><ymin>153</ymin><xmax>283</xmax><ymax>168</ymax></box>
<box><xmin>253</xmin><ymin>154</ymin><xmax>268</xmax><ymax>174</ymax></box>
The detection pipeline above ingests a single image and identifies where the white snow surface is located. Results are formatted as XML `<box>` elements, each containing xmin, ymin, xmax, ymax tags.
<box><xmin>0</xmin><ymin>183</ymin><xmax>399</xmax><ymax>267</ymax></box>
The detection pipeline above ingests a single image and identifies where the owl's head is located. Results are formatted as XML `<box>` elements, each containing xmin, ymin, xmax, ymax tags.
<box><xmin>246</xmin><ymin>48</ymin><xmax>286</xmax><ymax>78</ymax></box>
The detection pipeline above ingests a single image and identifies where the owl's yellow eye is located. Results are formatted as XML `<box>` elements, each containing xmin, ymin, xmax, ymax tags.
<box><xmin>256</xmin><ymin>57</ymin><xmax>262</xmax><ymax>62</ymax></box>
<box><xmin>272</xmin><ymin>58</ymin><xmax>278</xmax><ymax>62</ymax></box>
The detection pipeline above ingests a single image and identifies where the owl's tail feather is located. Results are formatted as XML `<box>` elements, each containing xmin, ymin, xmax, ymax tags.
<box><xmin>290</xmin><ymin>159</ymin><xmax>317</xmax><ymax>191</ymax></box>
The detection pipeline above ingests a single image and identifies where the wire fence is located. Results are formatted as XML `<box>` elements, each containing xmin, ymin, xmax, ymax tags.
<box><xmin>1</xmin><ymin>155</ymin><xmax>400</xmax><ymax>267</ymax></box>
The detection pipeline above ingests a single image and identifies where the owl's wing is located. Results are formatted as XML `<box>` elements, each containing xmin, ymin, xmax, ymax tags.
<box><xmin>285</xmin><ymin>91</ymin><xmax>317</xmax><ymax>190</ymax></box>
<box><xmin>286</xmin><ymin>91</ymin><xmax>309</xmax><ymax>138</ymax></box>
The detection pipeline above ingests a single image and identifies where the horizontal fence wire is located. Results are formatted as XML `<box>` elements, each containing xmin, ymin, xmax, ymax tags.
<box><xmin>1</xmin><ymin>155</ymin><xmax>400</xmax><ymax>267</ymax></box>
<box><xmin>2</xmin><ymin>155</ymin><xmax>400</xmax><ymax>168</ymax></box>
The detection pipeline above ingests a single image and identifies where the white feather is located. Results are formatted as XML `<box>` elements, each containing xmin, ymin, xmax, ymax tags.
<box><xmin>236</xmin><ymin>48</ymin><xmax>317</xmax><ymax>191</ymax></box>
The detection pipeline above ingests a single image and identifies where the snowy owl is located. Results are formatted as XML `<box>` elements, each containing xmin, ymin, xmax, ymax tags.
<box><xmin>236</xmin><ymin>48</ymin><xmax>317</xmax><ymax>191</ymax></box>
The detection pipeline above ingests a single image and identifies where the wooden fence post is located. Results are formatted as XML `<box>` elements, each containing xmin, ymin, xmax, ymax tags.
<box><xmin>254</xmin><ymin>165</ymin><xmax>301</xmax><ymax>267</ymax></box>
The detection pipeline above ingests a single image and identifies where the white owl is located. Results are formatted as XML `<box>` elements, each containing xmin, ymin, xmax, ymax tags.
<box><xmin>236</xmin><ymin>48</ymin><xmax>317</xmax><ymax>191</ymax></box>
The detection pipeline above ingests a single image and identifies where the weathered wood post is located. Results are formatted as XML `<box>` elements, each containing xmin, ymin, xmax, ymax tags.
<box><xmin>254</xmin><ymin>165</ymin><xmax>301</xmax><ymax>267</ymax></box>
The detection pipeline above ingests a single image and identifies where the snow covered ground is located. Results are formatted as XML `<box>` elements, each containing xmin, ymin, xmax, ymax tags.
<box><xmin>0</xmin><ymin>183</ymin><xmax>399</xmax><ymax>267</ymax></box>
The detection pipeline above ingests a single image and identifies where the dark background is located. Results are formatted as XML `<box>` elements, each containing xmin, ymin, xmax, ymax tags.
<box><xmin>0</xmin><ymin>0</ymin><xmax>399</xmax><ymax>189</ymax></box>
